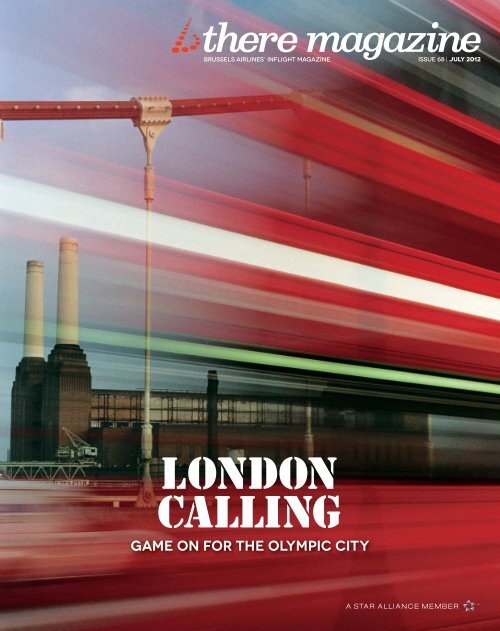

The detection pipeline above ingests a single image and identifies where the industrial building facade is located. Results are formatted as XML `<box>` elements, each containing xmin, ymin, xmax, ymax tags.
<box><xmin>11</xmin><ymin>237</ymin><xmax>432</xmax><ymax>477</ymax></box>
<box><xmin>88</xmin><ymin>388</ymin><xmax>431</xmax><ymax>476</ymax></box>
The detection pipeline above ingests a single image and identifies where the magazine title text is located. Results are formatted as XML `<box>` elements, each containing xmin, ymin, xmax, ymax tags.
<box><xmin>202</xmin><ymin>21</ymin><xmax>480</xmax><ymax>60</ymax></box>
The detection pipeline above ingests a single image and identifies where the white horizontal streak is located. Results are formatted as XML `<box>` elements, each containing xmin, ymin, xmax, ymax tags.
<box><xmin>1</xmin><ymin>174</ymin><xmax>498</xmax><ymax>321</ymax></box>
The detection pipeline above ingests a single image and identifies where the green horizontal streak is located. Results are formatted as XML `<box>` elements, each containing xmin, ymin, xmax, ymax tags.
<box><xmin>79</xmin><ymin>327</ymin><xmax>500</xmax><ymax>396</ymax></box>
<box><xmin>5</xmin><ymin>317</ymin><xmax>498</xmax><ymax>394</ymax></box>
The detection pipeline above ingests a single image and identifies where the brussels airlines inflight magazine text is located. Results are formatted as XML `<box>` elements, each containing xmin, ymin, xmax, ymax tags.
<box><xmin>0</xmin><ymin>1</ymin><xmax>499</xmax><ymax>630</ymax></box>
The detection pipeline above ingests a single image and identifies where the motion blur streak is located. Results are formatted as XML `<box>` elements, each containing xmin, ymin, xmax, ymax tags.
<box><xmin>444</xmin><ymin>0</ymin><xmax>500</xmax><ymax>31</ymax></box>
<box><xmin>214</xmin><ymin>108</ymin><xmax>499</xmax><ymax>224</ymax></box>
<box><xmin>2</xmin><ymin>565</ymin><xmax>499</xmax><ymax>631</ymax></box>
<box><xmin>1</xmin><ymin>174</ymin><xmax>498</xmax><ymax>321</ymax></box>
<box><xmin>5</xmin><ymin>139</ymin><xmax>498</xmax><ymax>296</ymax></box>
<box><xmin>0</xmin><ymin>483</ymin><xmax>498</xmax><ymax>631</ymax></box>
<box><xmin>3</xmin><ymin>318</ymin><xmax>497</xmax><ymax>394</ymax></box>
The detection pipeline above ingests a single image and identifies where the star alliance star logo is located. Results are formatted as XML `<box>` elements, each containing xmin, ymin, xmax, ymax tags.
<box><xmin>463</xmin><ymin>599</ymin><xmax>478</xmax><ymax>613</ymax></box>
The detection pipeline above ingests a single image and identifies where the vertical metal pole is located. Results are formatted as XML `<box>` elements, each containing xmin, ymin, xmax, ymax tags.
<box><xmin>303</xmin><ymin>157</ymin><xmax>312</xmax><ymax>217</ymax></box>
<box><xmin>207</xmin><ymin>370</ymin><xmax>219</xmax><ymax>462</ymax></box>
<box><xmin>303</xmin><ymin>157</ymin><xmax>314</xmax><ymax>458</ymax></box>
<box><xmin>304</xmin><ymin>395</ymin><xmax>314</xmax><ymax>458</ymax></box>
<box><xmin>132</xmin><ymin>96</ymin><xmax>172</xmax><ymax>508</ymax></box>
<box><xmin>427</xmin><ymin>414</ymin><xmax>434</xmax><ymax>478</ymax></box>
<box><xmin>138</xmin><ymin>187</ymin><xmax>154</xmax><ymax>506</ymax></box>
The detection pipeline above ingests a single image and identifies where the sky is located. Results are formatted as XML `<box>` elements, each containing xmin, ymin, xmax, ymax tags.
<box><xmin>1</xmin><ymin>0</ymin><xmax>499</xmax><ymax>461</ymax></box>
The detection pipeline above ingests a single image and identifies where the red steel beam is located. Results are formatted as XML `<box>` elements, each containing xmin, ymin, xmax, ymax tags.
<box><xmin>0</xmin><ymin>94</ymin><xmax>296</xmax><ymax>122</ymax></box>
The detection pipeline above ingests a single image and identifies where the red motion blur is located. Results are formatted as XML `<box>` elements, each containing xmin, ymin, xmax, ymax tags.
<box><xmin>2</xmin><ymin>42</ymin><xmax>498</xmax><ymax>381</ymax></box>
<box><xmin>0</xmin><ymin>482</ymin><xmax>499</xmax><ymax>631</ymax></box>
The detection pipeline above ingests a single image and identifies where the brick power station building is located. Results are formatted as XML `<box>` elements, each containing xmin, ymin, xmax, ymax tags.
<box><xmin>11</xmin><ymin>238</ymin><xmax>433</xmax><ymax>477</ymax></box>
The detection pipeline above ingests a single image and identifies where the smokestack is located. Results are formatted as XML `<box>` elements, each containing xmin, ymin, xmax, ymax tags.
<box><xmin>56</xmin><ymin>237</ymin><xmax>79</xmax><ymax>345</ymax></box>
<box><xmin>23</xmin><ymin>260</ymin><xmax>44</xmax><ymax>358</ymax></box>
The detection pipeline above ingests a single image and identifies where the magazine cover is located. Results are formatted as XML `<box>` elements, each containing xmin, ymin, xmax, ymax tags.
<box><xmin>1</xmin><ymin>1</ymin><xmax>499</xmax><ymax>629</ymax></box>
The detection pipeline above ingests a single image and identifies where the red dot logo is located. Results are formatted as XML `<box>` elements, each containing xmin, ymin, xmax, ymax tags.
<box><xmin>171</xmin><ymin>18</ymin><xmax>201</xmax><ymax>54</ymax></box>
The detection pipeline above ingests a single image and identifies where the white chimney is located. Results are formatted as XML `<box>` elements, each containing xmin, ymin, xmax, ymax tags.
<box><xmin>56</xmin><ymin>237</ymin><xmax>79</xmax><ymax>345</ymax></box>
<box><xmin>23</xmin><ymin>260</ymin><xmax>44</xmax><ymax>358</ymax></box>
